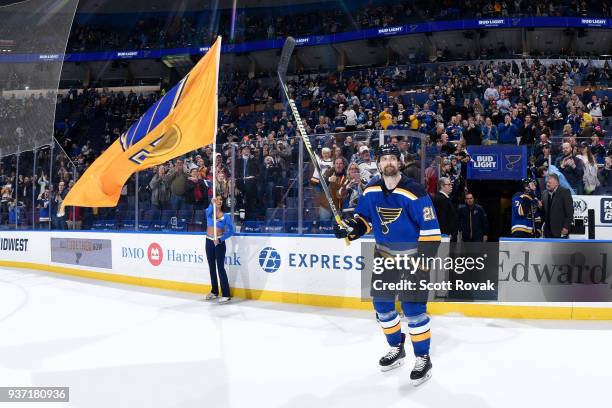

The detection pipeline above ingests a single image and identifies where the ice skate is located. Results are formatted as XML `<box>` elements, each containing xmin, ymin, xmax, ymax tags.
<box><xmin>379</xmin><ymin>333</ymin><xmax>406</xmax><ymax>372</ymax></box>
<box><xmin>410</xmin><ymin>354</ymin><xmax>432</xmax><ymax>386</ymax></box>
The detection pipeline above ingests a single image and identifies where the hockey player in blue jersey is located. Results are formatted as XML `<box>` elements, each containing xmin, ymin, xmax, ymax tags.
<box><xmin>334</xmin><ymin>144</ymin><xmax>441</xmax><ymax>386</ymax></box>
<box><xmin>511</xmin><ymin>178</ymin><xmax>542</xmax><ymax>238</ymax></box>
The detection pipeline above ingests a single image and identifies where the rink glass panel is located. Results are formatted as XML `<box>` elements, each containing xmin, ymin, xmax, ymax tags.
<box><xmin>0</xmin><ymin>130</ymin><xmax>435</xmax><ymax>233</ymax></box>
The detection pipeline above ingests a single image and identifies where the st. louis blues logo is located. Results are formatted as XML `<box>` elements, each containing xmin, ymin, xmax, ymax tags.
<box><xmin>505</xmin><ymin>154</ymin><xmax>522</xmax><ymax>170</ymax></box>
<box><xmin>120</xmin><ymin>74</ymin><xmax>189</xmax><ymax>164</ymax></box>
<box><xmin>376</xmin><ymin>207</ymin><xmax>402</xmax><ymax>234</ymax></box>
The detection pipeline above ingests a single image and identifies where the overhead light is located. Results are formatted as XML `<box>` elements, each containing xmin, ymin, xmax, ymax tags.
<box><xmin>161</xmin><ymin>54</ymin><xmax>193</xmax><ymax>68</ymax></box>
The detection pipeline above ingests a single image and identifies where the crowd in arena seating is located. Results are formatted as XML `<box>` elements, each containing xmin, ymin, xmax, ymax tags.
<box><xmin>65</xmin><ymin>0</ymin><xmax>612</xmax><ymax>52</ymax></box>
<box><xmin>0</xmin><ymin>57</ymin><xmax>611</xmax><ymax>233</ymax></box>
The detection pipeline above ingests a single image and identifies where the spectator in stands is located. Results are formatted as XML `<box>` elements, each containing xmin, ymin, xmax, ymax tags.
<box><xmin>436</xmin><ymin>133</ymin><xmax>456</xmax><ymax>155</ymax></box>
<box><xmin>341</xmin><ymin>135</ymin><xmax>357</xmax><ymax>160</ymax></box>
<box><xmin>577</xmin><ymin>142</ymin><xmax>600</xmax><ymax>195</ymax></box>
<box><xmin>402</xmin><ymin>153</ymin><xmax>420</xmax><ymax>181</ymax></box>
<box><xmin>458</xmin><ymin>192</ymin><xmax>489</xmax><ymax>242</ymax></box>
<box><xmin>535</xmin><ymin>143</ymin><xmax>554</xmax><ymax>168</ymax></box>
<box><xmin>588</xmin><ymin>95</ymin><xmax>603</xmax><ymax>123</ymax></box>
<box><xmin>270</xmin><ymin>141</ymin><xmax>289</xmax><ymax>175</ymax></box>
<box><xmin>432</xmin><ymin>176</ymin><xmax>458</xmax><ymax>241</ymax></box>
<box><xmin>344</xmin><ymin>105</ymin><xmax>358</xmax><ymax>132</ymax></box>
<box><xmin>323</xmin><ymin>157</ymin><xmax>348</xmax><ymax>215</ymax></box>
<box><xmin>473</xmin><ymin>98</ymin><xmax>485</xmax><ymax>116</ymax></box>
<box><xmin>149</xmin><ymin>165</ymin><xmax>171</xmax><ymax>219</ymax></box>
<box><xmin>463</xmin><ymin>116</ymin><xmax>482</xmax><ymax>145</ymax></box>
<box><xmin>311</xmin><ymin>147</ymin><xmax>334</xmax><ymax>184</ymax></box>
<box><xmin>8</xmin><ymin>199</ymin><xmax>22</xmax><ymax>226</ymax></box>
<box><xmin>357</xmin><ymin>145</ymin><xmax>378</xmax><ymax>183</ymax></box>
<box><xmin>215</xmin><ymin>168</ymin><xmax>235</xmax><ymax>211</ymax></box>
<box><xmin>37</xmin><ymin>171</ymin><xmax>49</xmax><ymax>196</ymax></box>
<box><xmin>534</xmin><ymin>133</ymin><xmax>555</xmax><ymax>159</ymax></box>
<box><xmin>542</xmin><ymin>173</ymin><xmax>573</xmax><ymax>239</ymax></box>
<box><xmin>236</xmin><ymin>145</ymin><xmax>259</xmax><ymax>220</ymax></box>
<box><xmin>333</xmin><ymin>105</ymin><xmax>347</xmax><ymax>132</ymax></box>
<box><xmin>446</xmin><ymin>115</ymin><xmax>464</xmax><ymax>141</ymax></box>
<box><xmin>341</xmin><ymin>162</ymin><xmax>364</xmax><ymax>212</ymax></box>
<box><xmin>443</xmin><ymin>156</ymin><xmax>465</xmax><ymax>204</ymax></box>
<box><xmin>185</xmin><ymin>167</ymin><xmax>209</xmax><ymax>211</ymax></box>
<box><xmin>498</xmin><ymin>114</ymin><xmax>519</xmax><ymax>144</ymax></box>
<box><xmin>18</xmin><ymin>176</ymin><xmax>33</xmax><ymax>208</ymax></box>
<box><xmin>497</xmin><ymin>92</ymin><xmax>511</xmax><ymax>114</ymax></box>
<box><xmin>37</xmin><ymin>189</ymin><xmax>50</xmax><ymax>226</ymax></box>
<box><xmin>566</xmin><ymin>93</ymin><xmax>584</xmax><ymax>112</ymax></box>
<box><xmin>519</xmin><ymin>115</ymin><xmax>537</xmax><ymax>151</ymax></box>
<box><xmin>598</xmin><ymin>156</ymin><xmax>612</xmax><ymax>194</ymax></box>
<box><xmin>602</xmin><ymin>96</ymin><xmax>612</xmax><ymax>128</ymax></box>
<box><xmin>379</xmin><ymin>106</ymin><xmax>392</xmax><ymax>129</ymax></box>
<box><xmin>431</xmin><ymin>122</ymin><xmax>446</xmax><ymax>143</ymax></box>
<box><xmin>536</xmin><ymin>116</ymin><xmax>552</xmax><ymax>138</ymax></box>
<box><xmin>555</xmin><ymin>142</ymin><xmax>584</xmax><ymax>194</ymax></box>
<box><xmin>51</xmin><ymin>181</ymin><xmax>68</xmax><ymax>230</ymax></box>
<box><xmin>165</xmin><ymin>158</ymin><xmax>189</xmax><ymax>211</ymax></box>
<box><xmin>261</xmin><ymin>155</ymin><xmax>282</xmax><ymax>210</ymax></box>
<box><xmin>589</xmin><ymin>132</ymin><xmax>606</xmax><ymax>164</ymax></box>
<box><xmin>484</xmin><ymin>83</ymin><xmax>499</xmax><ymax>103</ymax></box>
<box><xmin>481</xmin><ymin>117</ymin><xmax>498</xmax><ymax>145</ymax></box>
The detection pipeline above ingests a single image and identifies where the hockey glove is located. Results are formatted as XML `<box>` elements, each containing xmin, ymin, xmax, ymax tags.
<box><xmin>333</xmin><ymin>216</ymin><xmax>369</xmax><ymax>241</ymax></box>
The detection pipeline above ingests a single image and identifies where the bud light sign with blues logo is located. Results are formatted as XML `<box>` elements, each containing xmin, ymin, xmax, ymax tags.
<box><xmin>467</xmin><ymin>145</ymin><xmax>527</xmax><ymax>180</ymax></box>
<box><xmin>259</xmin><ymin>247</ymin><xmax>281</xmax><ymax>273</ymax></box>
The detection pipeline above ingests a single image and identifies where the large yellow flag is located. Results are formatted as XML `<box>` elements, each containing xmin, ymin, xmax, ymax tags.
<box><xmin>63</xmin><ymin>37</ymin><xmax>221</xmax><ymax>208</ymax></box>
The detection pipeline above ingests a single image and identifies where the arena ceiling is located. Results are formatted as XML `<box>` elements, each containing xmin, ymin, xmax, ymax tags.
<box><xmin>75</xmin><ymin>0</ymin><xmax>328</xmax><ymax>13</ymax></box>
<box><xmin>0</xmin><ymin>0</ymin><xmax>326</xmax><ymax>13</ymax></box>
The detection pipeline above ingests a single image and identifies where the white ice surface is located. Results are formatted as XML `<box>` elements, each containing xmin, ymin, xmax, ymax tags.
<box><xmin>0</xmin><ymin>267</ymin><xmax>611</xmax><ymax>408</ymax></box>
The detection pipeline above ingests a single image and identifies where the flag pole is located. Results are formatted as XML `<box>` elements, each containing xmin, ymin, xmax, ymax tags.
<box><xmin>212</xmin><ymin>36</ymin><xmax>221</xmax><ymax>242</ymax></box>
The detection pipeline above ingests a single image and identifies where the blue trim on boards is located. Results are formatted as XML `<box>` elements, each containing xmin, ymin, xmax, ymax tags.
<box><xmin>0</xmin><ymin>229</ymin><xmax>451</xmax><ymax>240</ymax></box>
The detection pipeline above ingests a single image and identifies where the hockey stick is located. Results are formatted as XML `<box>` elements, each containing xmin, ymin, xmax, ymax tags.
<box><xmin>277</xmin><ymin>37</ymin><xmax>351</xmax><ymax>244</ymax></box>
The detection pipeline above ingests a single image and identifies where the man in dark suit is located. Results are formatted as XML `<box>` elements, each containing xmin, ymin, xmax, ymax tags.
<box><xmin>458</xmin><ymin>192</ymin><xmax>489</xmax><ymax>242</ymax></box>
<box><xmin>432</xmin><ymin>177</ymin><xmax>458</xmax><ymax>241</ymax></box>
<box><xmin>542</xmin><ymin>173</ymin><xmax>573</xmax><ymax>238</ymax></box>
<box><xmin>236</xmin><ymin>145</ymin><xmax>260</xmax><ymax>220</ymax></box>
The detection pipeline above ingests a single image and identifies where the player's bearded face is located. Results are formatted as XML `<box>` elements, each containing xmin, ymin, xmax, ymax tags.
<box><xmin>380</xmin><ymin>156</ymin><xmax>400</xmax><ymax>176</ymax></box>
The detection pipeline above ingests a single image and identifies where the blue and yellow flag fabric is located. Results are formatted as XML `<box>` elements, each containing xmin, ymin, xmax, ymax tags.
<box><xmin>63</xmin><ymin>37</ymin><xmax>221</xmax><ymax>208</ymax></box>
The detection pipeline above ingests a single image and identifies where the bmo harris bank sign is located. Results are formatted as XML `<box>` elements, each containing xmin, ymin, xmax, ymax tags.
<box><xmin>467</xmin><ymin>145</ymin><xmax>527</xmax><ymax>180</ymax></box>
<box><xmin>121</xmin><ymin>241</ymin><xmax>240</xmax><ymax>268</ymax></box>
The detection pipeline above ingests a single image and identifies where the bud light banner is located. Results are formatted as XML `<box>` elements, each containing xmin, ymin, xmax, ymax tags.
<box><xmin>466</xmin><ymin>145</ymin><xmax>527</xmax><ymax>180</ymax></box>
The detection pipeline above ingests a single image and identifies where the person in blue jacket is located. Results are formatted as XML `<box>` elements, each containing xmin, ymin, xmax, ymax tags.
<box><xmin>204</xmin><ymin>195</ymin><xmax>235</xmax><ymax>304</ymax></box>
<box><xmin>497</xmin><ymin>114</ymin><xmax>519</xmax><ymax>144</ymax></box>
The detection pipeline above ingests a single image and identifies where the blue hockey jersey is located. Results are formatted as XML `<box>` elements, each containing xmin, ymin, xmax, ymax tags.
<box><xmin>511</xmin><ymin>192</ymin><xmax>541</xmax><ymax>235</ymax></box>
<box><xmin>354</xmin><ymin>174</ymin><xmax>441</xmax><ymax>252</ymax></box>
